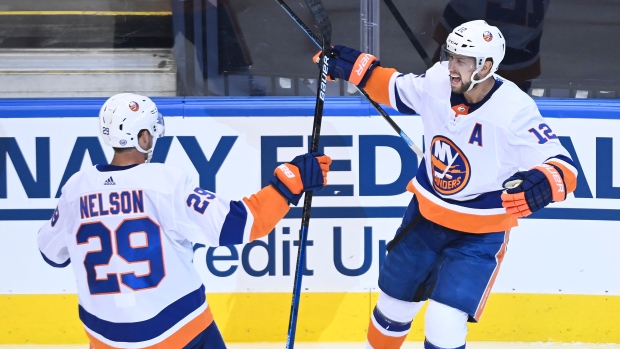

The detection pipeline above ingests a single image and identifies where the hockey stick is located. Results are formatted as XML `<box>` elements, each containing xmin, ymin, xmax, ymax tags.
<box><xmin>282</xmin><ymin>1</ymin><xmax>330</xmax><ymax>348</ymax></box>
<box><xmin>381</xmin><ymin>0</ymin><xmax>432</xmax><ymax>68</ymax></box>
<box><xmin>275</xmin><ymin>0</ymin><xmax>424</xmax><ymax>158</ymax></box>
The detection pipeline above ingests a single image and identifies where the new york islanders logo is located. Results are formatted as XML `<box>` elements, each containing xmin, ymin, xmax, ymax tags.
<box><xmin>129</xmin><ymin>101</ymin><xmax>140</xmax><ymax>112</ymax></box>
<box><xmin>483</xmin><ymin>31</ymin><xmax>493</xmax><ymax>42</ymax></box>
<box><xmin>430</xmin><ymin>136</ymin><xmax>470</xmax><ymax>195</ymax></box>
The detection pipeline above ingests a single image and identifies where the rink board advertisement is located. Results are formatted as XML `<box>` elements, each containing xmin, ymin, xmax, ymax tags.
<box><xmin>1</xmin><ymin>97</ymin><xmax>620</xmax><ymax>344</ymax></box>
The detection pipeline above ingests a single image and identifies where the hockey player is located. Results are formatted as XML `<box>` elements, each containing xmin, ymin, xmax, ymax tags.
<box><xmin>37</xmin><ymin>93</ymin><xmax>332</xmax><ymax>349</ymax></box>
<box><xmin>315</xmin><ymin>20</ymin><xmax>577</xmax><ymax>349</ymax></box>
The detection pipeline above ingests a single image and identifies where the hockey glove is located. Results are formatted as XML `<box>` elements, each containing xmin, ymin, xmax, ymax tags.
<box><xmin>313</xmin><ymin>45</ymin><xmax>379</xmax><ymax>88</ymax></box>
<box><xmin>270</xmin><ymin>153</ymin><xmax>332</xmax><ymax>206</ymax></box>
<box><xmin>501</xmin><ymin>164</ymin><xmax>566</xmax><ymax>218</ymax></box>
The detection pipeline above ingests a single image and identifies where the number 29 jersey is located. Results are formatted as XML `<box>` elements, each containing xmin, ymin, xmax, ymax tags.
<box><xmin>37</xmin><ymin>163</ymin><xmax>284</xmax><ymax>348</ymax></box>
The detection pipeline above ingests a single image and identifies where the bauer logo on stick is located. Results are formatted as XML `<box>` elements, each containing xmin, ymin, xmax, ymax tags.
<box><xmin>320</xmin><ymin>54</ymin><xmax>329</xmax><ymax>101</ymax></box>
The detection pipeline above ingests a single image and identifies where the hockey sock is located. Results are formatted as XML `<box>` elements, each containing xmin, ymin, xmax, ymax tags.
<box><xmin>366</xmin><ymin>306</ymin><xmax>412</xmax><ymax>349</ymax></box>
<box><xmin>424</xmin><ymin>300</ymin><xmax>468</xmax><ymax>349</ymax></box>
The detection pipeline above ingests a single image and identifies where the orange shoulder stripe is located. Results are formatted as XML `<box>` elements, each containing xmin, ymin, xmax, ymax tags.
<box><xmin>364</xmin><ymin>66</ymin><xmax>398</xmax><ymax>107</ymax></box>
<box><xmin>243</xmin><ymin>185</ymin><xmax>290</xmax><ymax>241</ymax></box>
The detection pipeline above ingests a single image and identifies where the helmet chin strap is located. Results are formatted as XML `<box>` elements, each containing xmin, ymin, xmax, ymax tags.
<box><xmin>466</xmin><ymin>64</ymin><xmax>494</xmax><ymax>92</ymax></box>
<box><xmin>135</xmin><ymin>137</ymin><xmax>157</xmax><ymax>163</ymax></box>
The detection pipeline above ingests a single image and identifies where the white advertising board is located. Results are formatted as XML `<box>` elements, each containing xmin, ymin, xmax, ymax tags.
<box><xmin>1</xmin><ymin>114</ymin><xmax>619</xmax><ymax>296</ymax></box>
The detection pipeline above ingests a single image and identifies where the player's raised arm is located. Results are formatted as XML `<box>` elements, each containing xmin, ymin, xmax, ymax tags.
<box><xmin>313</xmin><ymin>45</ymin><xmax>426</xmax><ymax>115</ymax></box>
<box><xmin>173</xmin><ymin>153</ymin><xmax>331</xmax><ymax>246</ymax></box>
<box><xmin>246</xmin><ymin>152</ymin><xmax>331</xmax><ymax>241</ymax></box>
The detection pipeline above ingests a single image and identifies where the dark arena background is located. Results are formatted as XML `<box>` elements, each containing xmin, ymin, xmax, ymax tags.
<box><xmin>0</xmin><ymin>0</ymin><xmax>617</xmax><ymax>97</ymax></box>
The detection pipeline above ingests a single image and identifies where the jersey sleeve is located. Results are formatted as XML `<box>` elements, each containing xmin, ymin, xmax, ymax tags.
<box><xmin>364</xmin><ymin>67</ymin><xmax>424</xmax><ymax>115</ymax></box>
<box><xmin>171</xmin><ymin>173</ymin><xmax>290</xmax><ymax>247</ymax></box>
<box><xmin>506</xmin><ymin>104</ymin><xmax>578</xmax><ymax>194</ymax></box>
<box><xmin>37</xmin><ymin>195</ymin><xmax>71</xmax><ymax>268</ymax></box>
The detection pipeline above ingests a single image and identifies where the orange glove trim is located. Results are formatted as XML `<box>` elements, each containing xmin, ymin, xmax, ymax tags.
<box><xmin>545</xmin><ymin>160</ymin><xmax>577</xmax><ymax>194</ymax></box>
<box><xmin>349</xmin><ymin>53</ymin><xmax>378</xmax><ymax>86</ymax></box>
<box><xmin>533</xmin><ymin>164</ymin><xmax>566</xmax><ymax>202</ymax></box>
<box><xmin>274</xmin><ymin>163</ymin><xmax>303</xmax><ymax>194</ymax></box>
<box><xmin>315</xmin><ymin>155</ymin><xmax>332</xmax><ymax>186</ymax></box>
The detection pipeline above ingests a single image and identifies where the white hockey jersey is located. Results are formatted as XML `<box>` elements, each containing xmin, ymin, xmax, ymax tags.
<box><xmin>364</xmin><ymin>63</ymin><xmax>578</xmax><ymax>233</ymax></box>
<box><xmin>38</xmin><ymin>163</ymin><xmax>289</xmax><ymax>348</ymax></box>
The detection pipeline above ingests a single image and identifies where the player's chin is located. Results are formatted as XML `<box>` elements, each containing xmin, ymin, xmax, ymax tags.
<box><xmin>450</xmin><ymin>85</ymin><xmax>464</xmax><ymax>94</ymax></box>
<box><xmin>451</xmin><ymin>82</ymin><xmax>470</xmax><ymax>94</ymax></box>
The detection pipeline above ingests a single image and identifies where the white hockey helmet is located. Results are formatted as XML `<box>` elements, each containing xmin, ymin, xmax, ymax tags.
<box><xmin>442</xmin><ymin>20</ymin><xmax>506</xmax><ymax>90</ymax></box>
<box><xmin>99</xmin><ymin>93</ymin><xmax>165</xmax><ymax>161</ymax></box>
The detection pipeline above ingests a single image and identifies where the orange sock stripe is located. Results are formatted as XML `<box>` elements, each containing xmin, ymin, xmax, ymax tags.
<box><xmin>364</xmin><ymin>66</ymin><xmax>398</xmax><ymax>107</ymax></box>
<box><xmin>87</xmin><ymin>305</ymin><xmax>214</xmax><ymax>349</ymax></box>
<box><xmin>367</xmin><ymin>319</ymin><xmax>408</xmax><ymax>349</ymax></box>
<box><xmin>545</xmin><ymin>160</ymin><xmax>577</xmax><ymax>193</ymax></box>
<box><xmin>243</xmin><ymin>185</ymin><xmax>290</xmax><ymax>241</ymax></box>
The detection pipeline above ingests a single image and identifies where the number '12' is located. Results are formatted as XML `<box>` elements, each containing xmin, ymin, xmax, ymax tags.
<box><xmin>528</xmin><ymin>123</ymin><xmax>557</xmax><ymax>144</ymax></box>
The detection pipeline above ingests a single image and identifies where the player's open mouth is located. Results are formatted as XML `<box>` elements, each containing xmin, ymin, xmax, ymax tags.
<box><xmin>450</xmin><ymin>75</ymin><xmax>461</xmax><ymax>85</ymax></box>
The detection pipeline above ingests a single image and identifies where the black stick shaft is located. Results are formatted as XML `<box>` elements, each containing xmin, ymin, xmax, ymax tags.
<box><xmin>275</xmin><ymin>0</ymin><xmax>423</xmax><ymax>158</ymax></box>
<box><xmin>382</xmin><ymin>0</ymin><xmax>433</xmax><ymax>68</ymax></box>
<box><xmin>281</xmin><ymin>1</ymin><xmax>331</xmax><ymax>348</ymax></box>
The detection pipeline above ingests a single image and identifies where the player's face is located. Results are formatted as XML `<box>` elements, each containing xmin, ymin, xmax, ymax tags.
<box><xmin>440</xmin><ymin>46</ymin><xmax>476</xmax><ymax>94</ymax></box>
<box><xmin>448</xmin><ymin>54</ymin><xmax>476</xmax><ymax>94</ymax></box>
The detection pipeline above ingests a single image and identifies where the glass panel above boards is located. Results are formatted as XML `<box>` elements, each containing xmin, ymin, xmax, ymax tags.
<box><xmin>0</xmin><ymin>0</ymin><xmax>616</xmax><ymax>99</ymax></box>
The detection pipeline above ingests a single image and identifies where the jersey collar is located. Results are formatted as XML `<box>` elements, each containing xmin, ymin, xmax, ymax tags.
<box><xmin>450</xmin><ymin>77</ymin><xmax>503</xmax><ymax>114</ymax></box>
<box><xmin>96</xmin><ymin>164</ymin><xmax>141</xmax><ymax>172</ymax></box>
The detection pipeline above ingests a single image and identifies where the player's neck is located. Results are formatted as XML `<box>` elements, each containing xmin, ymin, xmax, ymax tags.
<box><xmin>463</xmin><ymin>77</ymin><xmax>495</xmax><ymax>104</ymax></box>
<box><xmin>110</xmin><ymin>151</ymin><xmax>146</xmax><ymax>166</ymax></box>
